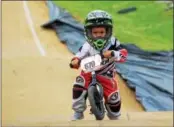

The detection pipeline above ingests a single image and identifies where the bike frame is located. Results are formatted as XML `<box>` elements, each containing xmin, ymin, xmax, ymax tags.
<box><xmin>88</xmin><ymin>71</ymin><xmax>104</xmax><ymax>100</ymax></box>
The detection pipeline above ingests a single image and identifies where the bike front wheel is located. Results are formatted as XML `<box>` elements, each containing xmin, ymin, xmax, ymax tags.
<box><xmin>88</xmin><ymin>85</ymin><xmax>105</xmax><ymax>120</ymax></box>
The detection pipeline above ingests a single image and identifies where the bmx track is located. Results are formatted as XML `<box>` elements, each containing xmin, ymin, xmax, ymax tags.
<box><xmin>2</xmin><ymin>1</ymin><xmax>173</xmax><ymax>126</ymax></box>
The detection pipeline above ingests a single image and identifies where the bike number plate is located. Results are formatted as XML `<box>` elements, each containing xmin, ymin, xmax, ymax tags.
<box><xmin>81</xmin><ymin>54</ymin><xmax>102</xmax><ymax>72</ymax></box>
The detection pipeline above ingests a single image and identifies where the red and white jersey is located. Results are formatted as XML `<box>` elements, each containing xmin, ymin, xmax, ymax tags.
<box><xmin>75</xmin><ymin>36</ymin><xmax>128</xmax><ymax>75</ymax></box>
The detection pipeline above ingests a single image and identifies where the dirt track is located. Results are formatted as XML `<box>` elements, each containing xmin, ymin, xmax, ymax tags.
<box><xmin>2</xmin><ymin>1</ymin><xmax>172</xmax><ymax>126</ymax></box>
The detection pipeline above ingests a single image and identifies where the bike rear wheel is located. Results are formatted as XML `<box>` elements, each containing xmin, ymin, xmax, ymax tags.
<box><xmin>88</xmin><ymin>85</ymin><xmax>105</xmax><ymax>120</ymax></box>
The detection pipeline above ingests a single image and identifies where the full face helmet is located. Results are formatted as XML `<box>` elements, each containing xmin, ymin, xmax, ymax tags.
<box><xmin>84</xmin><ymin>10</ymin><xmax>113</xmax><ymax>51</ymax></box>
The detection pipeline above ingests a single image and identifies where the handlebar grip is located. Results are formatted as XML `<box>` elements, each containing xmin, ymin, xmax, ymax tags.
<box><xmin>111</xmin><ymin>50</ymin><xmax>115</xmax><ymax>57</ymax></box>
<box><xmin>100</xmin><ymin>51</ymin><xmax>105</xmax><ymax>59</ymax></box>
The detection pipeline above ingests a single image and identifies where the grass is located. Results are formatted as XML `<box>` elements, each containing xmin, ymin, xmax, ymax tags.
<box><xmin>54</xmin><ymin>1</ymin><xmax>173</xmax><ymax>51</ymax></box>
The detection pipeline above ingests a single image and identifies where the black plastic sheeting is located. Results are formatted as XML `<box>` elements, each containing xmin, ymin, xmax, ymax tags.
<box><xmin>42</xmin><ymin>1</ymin><xmax>173</xmax><ymax>111</ymax></box>
<box><xmin>116</xmin><ymin>44</ymin><xmax>173</xmax><ymax>111</ymax></box>
<box><xmin>117</xmin><ymin>7</ymin><xmax>137</xmax><ymax>14</ymax></box>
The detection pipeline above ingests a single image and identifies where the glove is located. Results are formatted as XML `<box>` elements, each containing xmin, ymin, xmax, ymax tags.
<box><xmin>69</xmin><ymin>57</ymin><xmax>81</xmax><ymax>69</ymax></box>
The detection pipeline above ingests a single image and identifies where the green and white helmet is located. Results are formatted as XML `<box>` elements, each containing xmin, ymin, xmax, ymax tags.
<box><xmin>84</xmin><ymin>10</ymin><xmax>113</xmax><ymax>51</ymax></box>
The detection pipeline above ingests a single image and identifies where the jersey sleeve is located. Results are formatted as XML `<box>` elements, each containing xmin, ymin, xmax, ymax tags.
<box><xmin>75</xmin><ymin>42</ymin><xmax>90</xmax><ymax>59</ymax></box>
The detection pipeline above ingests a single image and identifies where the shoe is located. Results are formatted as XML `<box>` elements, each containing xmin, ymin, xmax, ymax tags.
<box><xmin>71</xmin><ymin>112</ymin><xmax>84</xmax><ymax>121</ymax></box>
<box><xmin>108</xmin><ymin>115</ymin><xmax>120</xmax><ymax>120</ymax></box>
<box><xmin>107</xmin><ymin>113</ymin><xmax>121</xmax><ymax>120</ymax></box>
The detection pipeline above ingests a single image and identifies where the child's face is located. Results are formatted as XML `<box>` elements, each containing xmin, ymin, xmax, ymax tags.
<box><xmin>91</xmin><ymin>27</ymin><xmax>106</xmax><ymax>38</ymax></box>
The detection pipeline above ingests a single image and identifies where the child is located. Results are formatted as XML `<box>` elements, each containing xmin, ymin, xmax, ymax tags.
<box><xmin>69</xmin><ymin>10</ymin><xmax>128</xmax><ymax>120</ymax></box>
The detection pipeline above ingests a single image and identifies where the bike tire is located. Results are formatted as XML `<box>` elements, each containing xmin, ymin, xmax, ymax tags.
<box><xmin>88</xmin><ymin>85</ymin><xmax>105</xmax><ymax>120</ymax></box>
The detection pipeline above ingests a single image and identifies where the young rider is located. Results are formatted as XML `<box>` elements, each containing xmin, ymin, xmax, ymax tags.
<box><xmin>69</xmin><ymin>10</ymin><xmax>128</xmax><ymax>120</ymax></box>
